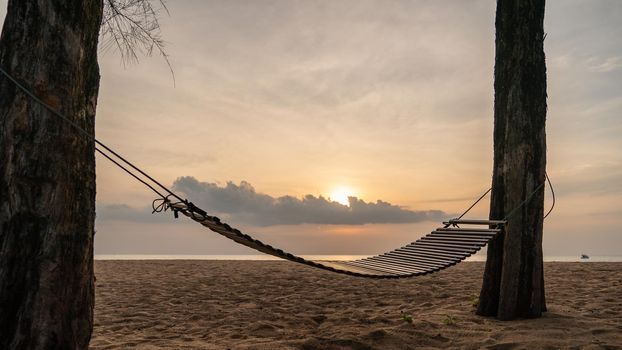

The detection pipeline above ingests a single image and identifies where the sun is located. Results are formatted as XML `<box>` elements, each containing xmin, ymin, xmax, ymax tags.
<box><xmin>329</xmin><ymin>186</ymin><xmax>355</xmax><ymax>206</ymax></box>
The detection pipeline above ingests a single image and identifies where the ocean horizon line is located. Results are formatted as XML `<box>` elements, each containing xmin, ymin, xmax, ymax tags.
<box><xmin>94</xmin><ymin>254</ymin><xmax>622</xmax><ymax>262</ymax></box>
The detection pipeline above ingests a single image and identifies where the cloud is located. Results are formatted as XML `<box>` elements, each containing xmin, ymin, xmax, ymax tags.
<box><xmin>588</xmin><ymin>56</ymin><xmax>622</xmax><ymax>73</ymax></box>
<box><xmin>168</xmin><ymin>176</ymin><xmax>447</xmax><ymax>226</ymax></box>
<box><xmin>553</xmin><ymin>162</ymin><xmax>622</xmax><ymax>197</ymax></box>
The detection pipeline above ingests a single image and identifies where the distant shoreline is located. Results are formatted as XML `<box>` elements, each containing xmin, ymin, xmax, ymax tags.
<box><xmin>93</xmin><ymin>254</ymin><xmax>622</xmax><ymax>262</ymax></box>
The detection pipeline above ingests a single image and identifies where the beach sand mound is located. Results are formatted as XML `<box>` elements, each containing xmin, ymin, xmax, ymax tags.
<box><xmin>90</xmin><ymin>261</ymin><xmax>621</xmax><ymax>349</ymax></box>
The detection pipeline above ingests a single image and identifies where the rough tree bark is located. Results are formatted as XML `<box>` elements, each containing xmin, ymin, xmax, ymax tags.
<box><xmin>477</xmin><ymin>0</ymin><xmax>547</xmax><ymax>320</ymax></box>
<box><xmin>0</xmin><ymin>0</ymin><xmax>103</xmax><ymax>348</ymax></box>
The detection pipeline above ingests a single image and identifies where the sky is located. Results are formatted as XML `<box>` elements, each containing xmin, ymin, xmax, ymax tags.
<box><xmin>1</xmin><ymin>1</ymin><xmax>620</xmax><ymax>257</ymax></box>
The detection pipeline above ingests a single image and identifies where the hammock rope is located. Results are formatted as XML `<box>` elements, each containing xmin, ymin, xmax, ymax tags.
<box><xmin>0</xmin><ymin>66</ymin><xmax>555</xmax><ymax>278</ymax></box>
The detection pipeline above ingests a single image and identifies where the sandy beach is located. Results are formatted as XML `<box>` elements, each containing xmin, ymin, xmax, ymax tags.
<box><xmin>90</xmin><ymin>261</ymin><xmax>621</xmax><ymax>349</ymax></box>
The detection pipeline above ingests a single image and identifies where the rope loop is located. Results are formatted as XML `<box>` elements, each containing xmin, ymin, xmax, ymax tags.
<box><xmin>152</xmin><ymin>195</ymin><xmax>172</xmax><ymax>213</ymax></box>
<box><xmin>502</xmin><ymin>172</ymin><xmax>555</xmax><ymax>221</ymax></box>
<box><xmin>152</xmin><ymin>195</ymin><xmax>189</xmax><ymax>219</ymax></box>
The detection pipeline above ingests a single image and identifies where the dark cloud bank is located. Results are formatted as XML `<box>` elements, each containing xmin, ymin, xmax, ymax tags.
<box><xmin>99</xmin><ymin>177</ymin><xmax>447</xmax><ymax>226</ymax></box>
<box><xmin>175</xmin><ymin>176</ymin><xmax>446</xmax><ymax>226</ymax></box>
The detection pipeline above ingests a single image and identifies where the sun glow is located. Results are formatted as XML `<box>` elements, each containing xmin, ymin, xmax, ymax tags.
<box><xmin>329</xmin><ymin>186</ymin><xmax>355</xmax><ymax>206</ymax></box>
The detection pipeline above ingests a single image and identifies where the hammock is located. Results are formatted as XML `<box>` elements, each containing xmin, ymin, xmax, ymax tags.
<box><xmin>166</xmin><ymin>197</ymin><xmax>504</xmax><ymax>279</ymax></box>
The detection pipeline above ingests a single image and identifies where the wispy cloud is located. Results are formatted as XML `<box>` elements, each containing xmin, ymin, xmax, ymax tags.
<box><xmin>588</xmin><ymin>56</ymin><xmax>622</xmax><ymax>73</ymax></box>
<box><xmin>553</xmin><ymin>162</ymin><xmax>622</xmax><ymax>197</ymax></box>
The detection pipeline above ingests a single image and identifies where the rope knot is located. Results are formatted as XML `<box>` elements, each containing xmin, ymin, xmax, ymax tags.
<box><xmin>152</xmin><ymin>195</ymin><xmax>173</xmax><ymax>214</ymax></box>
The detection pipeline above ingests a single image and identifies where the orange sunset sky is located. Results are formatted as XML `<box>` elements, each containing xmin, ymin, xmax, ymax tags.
<box><xmin>1</xmin><ymin>0</ymin><xmax>619</xmax><ymax>257</ymax></box>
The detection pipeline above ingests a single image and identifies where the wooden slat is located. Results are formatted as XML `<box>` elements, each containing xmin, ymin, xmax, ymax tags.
<box><xmin>432</xmin><ymin>230</ymin><xmax>496</xmax><ymax>237</ymax></box>
<box><xmin>343</xmin><ymin>260</ymin><xmax>407</xmax><ymax>274</ymax></box>
<box><xmin>374</xmin><ymin>254</ymin><xmax>447</xmax><ymax>270</ymax></box>
<box><xmin>326</xmin><ymin>261</ymin><xmax>395</xmax><ymax>276</ymax></box>
<box><xmin>383</xmin><ymin>250</ymin><xmax>457</xmax><ymax>263</ymax></box>
<box><xmin>383</xmin><ymin>251</ymin><xmax>456</xmax><ymax>266</ymax></box>
<box><xmin>389</xmin><ymin>252</ymin><xmax>457</xmax><ymax>266</ymax></box>
<box><xmin>415</xmin><ymin>239</ymin><xmax>480</xmax><ymax>250</ymax></box>
<box><xmin>422</xmin><ymin>237</ymin><xmax>487</xmax><ymax>246</ymax></box>
<box><xmin>362</xmin><ymin>257</ymin><xmax>432</xmax><ymax>273</ymax></box>
<box><xmin>432</xmin><ymin>232</ymin><xmax>497</xmax><ymax>238</ymax></box>
<box><xmin>355</xmin><ymin>258</ymin><xmax>426</xmax><ymax>274</ymax></box>
<box><xmin>326</xmin><ymin>261</ymin><xmax>394</xmax><ymax>276</ymax></box>
<box><xmin>382</xmin><ymin>251</ymin><xmax>452</xmax><ymax>264</ymax></box>
<box><xmin>389</xmin><ymin>253</ymin><xmax>457</xmax><ymax>269</ymax></box>
<box><xmin>378</xmin><ymin>259</ymin><xmax>433</xmax><ymax>274</ymax></box>
<box><xmin>321</xmin><ymin>261</ymin><xmax>391</xmax><ymax>276</ymax></box>
<box><xmin>419</xmin><ymin>236</ymin><xmax>483</xmax><ymax>247</ymax></box>
<box><xmin>344</xmin><ymin>260</ymin><xmax>411</xmax><ymax>275</ymax></box>
<box><xmin>371</xmin><ymin>254</ymin><xmax>444</xmax><ymax>269</ymax></box>
<box><xmin>377</xmin><ymin>260</ymin><xmax>443</xmax><ymax>273</ymax></box>
<box><xmin>424</xmin><ymin>233</ymin><xmax>477</xmax><ymax>246</ymax></box>
<box><xmin>399</xmin><ymin>245</ymin><xmax>470</xmax><ymax>259</ymax></box>
<box><xmin>355</xmin><ymin>256</ymin><xmax>419</xmax><ymax>273</ymax></box>
<box><xmin>432</xmin><ymin>232</ymin><xmax>493</xmax><ymax>242</ymax></box>
<box><xmin>428</xmin><ymin>233</ymin><xmax>491</xmax><ymax>241</ymax></box>
<box><xmin>391</xmin><ymin>249</ymin><xmax>463</xmax><ymax>261</ymax></box>
<box><xmin>436</xmin><ymin>227</ymin><xmax>501</xmax><ymax>233</ymax></box>
<box><xmin>427</xmin><ymin>236</ymin><xmax>490</xmax><ymax>244</ymax></box>
<box><xmin>444</xmin><ymin>219</ymin><xmax>506</xmax><ymax>226</ymax></box>
<box><xmin>412</xmin><ymin>241</ymin><xmax>476</xmax><ymax>253</ymax></box>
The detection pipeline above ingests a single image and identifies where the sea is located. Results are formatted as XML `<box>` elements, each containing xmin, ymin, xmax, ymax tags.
<box><xmin>94</xmin><ymin>255</ymin><xmax>622</xmax><ymax>262</ymax></box>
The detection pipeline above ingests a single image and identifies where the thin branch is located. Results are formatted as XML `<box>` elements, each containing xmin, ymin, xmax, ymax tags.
<box><xmin>100</xmin><ymin>0</ymin><xmax>175</xmax><ymax>84</ymax></box>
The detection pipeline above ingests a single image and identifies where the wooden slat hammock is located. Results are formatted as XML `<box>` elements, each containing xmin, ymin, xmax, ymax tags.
<box><xmin>1</xmin><ymin>66</ymin><xmax>554</xmax><ymax>279</ymax></box>
<box><xmin>160</xmin><ymin>198</ymin><xmax>505</xmax><ymax>279</ymax></box>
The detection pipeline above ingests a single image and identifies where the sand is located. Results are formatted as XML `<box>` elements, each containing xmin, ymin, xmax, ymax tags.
<box><xmin>90</xmin><ymin>261</ymin><xmax>622</xmax><ymax>349</ymax></box>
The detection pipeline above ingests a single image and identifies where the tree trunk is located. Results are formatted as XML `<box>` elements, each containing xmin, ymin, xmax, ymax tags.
<box><xmin>0</xmin><ymin>0</ymin><xmax>102</xmax><ymax>348</ymax></box>
<box><xmin>477</xmin><ymin>0</ymin><xmax>547</xmax><ymax>320</ymax></box>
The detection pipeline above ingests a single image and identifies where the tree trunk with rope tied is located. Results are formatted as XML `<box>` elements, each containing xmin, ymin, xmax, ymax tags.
<box><xmin>0</xmin><ymin>0</ymin><xmax>102</xmax><ymax>348</ymax></box>
<box><xmin>478</xmin><ymin>0</ymin><xmax>548</xmax><ymax>320</ymax></box>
